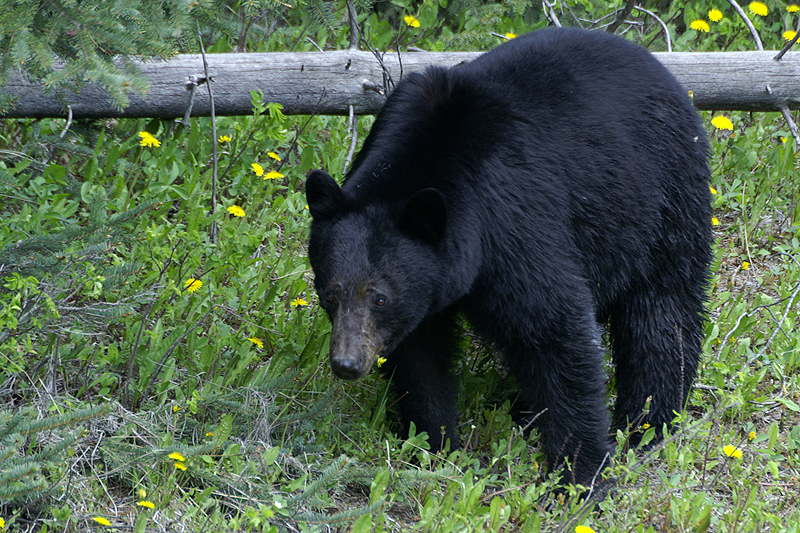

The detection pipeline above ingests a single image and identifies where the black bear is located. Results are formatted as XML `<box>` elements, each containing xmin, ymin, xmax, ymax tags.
<box><xmin>306</xmin><ymin>27</ymin><xmax>711</xmax><ymax>485</ymax></box>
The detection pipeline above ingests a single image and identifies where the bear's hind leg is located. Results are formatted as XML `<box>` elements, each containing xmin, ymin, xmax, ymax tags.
<box><xmin>609</xmin><ymin>285</ymin><xmax>704</xmax><ymax>442</ymax></box>
<box><xmin>378</xmin><ymin>309</ymin><xmax>462</xmax><ymax>452</ymax></box>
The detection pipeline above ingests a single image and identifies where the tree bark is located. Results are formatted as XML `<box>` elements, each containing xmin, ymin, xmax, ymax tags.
<box><xmin>2</xmin><ymin>50</ymin><xmax>799</xmax><ymax>119</ymax></box>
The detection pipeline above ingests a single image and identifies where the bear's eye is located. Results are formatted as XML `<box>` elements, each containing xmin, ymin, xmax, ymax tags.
<box><xmin>323</xmin><ymin>291</ymin><xmax>336</xmax><ymax>306</ymax></box>
<box><xmin>375</xmin><ymin>295</ymin><xmax>388</xmax><ymax>307</ymax></box>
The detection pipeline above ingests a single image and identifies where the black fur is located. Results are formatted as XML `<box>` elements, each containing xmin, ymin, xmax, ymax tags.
<box><xmin>306</xmin><ymin>27</ymin><xmax>711</xmax><ymax>484</ymax></box>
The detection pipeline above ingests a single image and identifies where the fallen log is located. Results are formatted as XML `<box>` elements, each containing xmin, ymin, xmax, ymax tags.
<box><xmin>2</xmin><ymin>50</ymin><xmax>799</xmax><ymax>118</ymax></box>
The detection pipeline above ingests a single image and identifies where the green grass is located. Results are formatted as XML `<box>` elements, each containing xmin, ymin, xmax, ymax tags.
<box><xmin>2</xmin><ymin>2</ymin><xmax>800</xmax><ymax>531</ymax></box>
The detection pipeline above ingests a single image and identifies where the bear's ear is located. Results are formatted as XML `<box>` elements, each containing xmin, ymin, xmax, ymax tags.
<box><xmin>306</xmin><ymin>170</ymin><xmax>345</xmax><ymax>220</ymax></box>
<box><xmin>401</xmin><ymin>188</ymin><xmax>447</xmax><ymax>243</ymax></box>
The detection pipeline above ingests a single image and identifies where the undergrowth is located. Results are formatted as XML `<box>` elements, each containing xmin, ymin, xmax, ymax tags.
<box><xmin>1</xmin><ymin>0</ymin><xmax>800</xmax><ymax>532</ymax></box>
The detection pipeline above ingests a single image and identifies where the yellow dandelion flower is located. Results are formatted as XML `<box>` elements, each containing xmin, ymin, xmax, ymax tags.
<box><xmin>742</xmin><ymin>261</ymin><xmax>750</xmax><ymax>270</ymax></box>
<box><xmin>174</xmin><ymin>461</ymin><xmax>187</xmax><ymax>471</ymax></box>
<box><xmin>404</xmin><ymin>15</ymin><xmax>420</xmax><ymax>28</ymax></box>
<box><xmin>784</xmin><ymin>30</ymin><xmax>797</xmax><ymax>41</ymax></box>
<box><xmin>184</xmin><ymin>278</ymin><xmax>202</xmax><ymax>293</ymax></box>
<box><xmin>138</xmin><ymin>131</ymin><xmax>161</xmax><ymax>148</ymax></box>
<box><xmin>708</xmin><ymin>8</ymin><xmax>723</xmax><ymax>22</ymax></box>
<box><xmin>712</xmin><ymin>217</ymin><xmax>720</xmax><ymax>226</ymax></box>
<box><xmin>711</xmin><ymin>116</ymin><xmax>734</xmax><ymax>131</ymax></box>
<box><xmin>290</xmin><ymin>297</ymin><xmax>308</xmax><ymax>307</ymax></box>
<box><xmin>505</xmin><ymin>32</ymin><xmax>517</xmax><ymax>39</ymax></box>
<box><xmin>249</xmin><ymin>337</ymin><xmax>264</xmax><ymax>348</ymax></box>
<box><xmin>137</xmin><ymin>501</ymin><xmax>155</xmax><ymax>509</ymax></box>
<box><xmin>789</xmin><ymin>4</ymin><xmax>800</xmax><ymax>13</ymax></box>
<box><xmin>377</xmin><ymin>356</ymin><xmax>387</xmax><ymax>368</ymax></box>
<box><xmin>251</xmin><ymin>162</ymin><xmax>265</xmax><ymax>177</ymax></box>
<box><xmin>749</xmin><ymin>1</ymin><xmax>768</xmax><ymax>16</ymax></box>
<box><xmin>575</xmin><ymin>526</ymin><xmax>597</xmax><ymax>533</ymax></box>
<box><xmin>93</xmin><ymin>517</ymin><xmax>112</xmax><ymax>526</ymax></box>
<box><xmin>168</xmin><ymin>452</ymin><xmax>186</xmax><ymax>462</ymax></box>
<box><xmin>268</xmin><ymin>151</ymin><xmax>282</xmax><ymax>161</ymax></box>
<box><xmin>218</xmin><ymin>135</ymin><xmax>232</xmax><ymax>143</ymax></box>
<box><xmin>690</xmin><ymin>19</ymin><xmax>711</xmax><ymax>32</ymax></box>
<box><xmin>227</xmin><ymin>205</ymin><xmax>245</xmax><ymax>217</ymax></box>
<box><xmin>748</xmin><ymin>431</ymin><xmax>756</xmax><ymax>440</ymax></box>
<box><xmin>264</xmin><ymin>170</ymin><xmax>284</xmax><ymax>180</ymax></box>
<box><xmin>710</xmin><ymin>185</ymin><xmax>718</xmax><ymax>195</ymax></box>
<box><xmin>0</xmin><ymin>518</ymin><xmax>5</xmax><ymax>530</ymax></box>
<box><xmin>172</xmin><ymin>404</ymin><xmax>181</xmax><ymax>413</ymax></box>
<box><xmin>723</xmin><ymin>444</ymin><xmax>743</xmax><ymax>458</ymax></box>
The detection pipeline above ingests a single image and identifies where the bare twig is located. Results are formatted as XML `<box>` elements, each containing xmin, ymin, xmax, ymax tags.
<box><xmin>306</xmin><ymin>36</ymin><xmax>323</xmax><ymax>52</ymax></box>
<box><xmin>777</xmin><ymin>102</ymin><xmax>800</xmax><ymax>147</ymax></box>
<box><xmin>198</xmin><ymin>28</ymin><xmax>219</xmax><ymax>245</ymax></box>
<box><xmin>140</xmin><ymin>306</ymin><xmax>215</xmax><ymax>403</ymax></box>
<box><xmin>543</xmin><ymin>0</ymin><xmax>562</xmax><ymax>27</ymax></box>
<box><xmin>59</xmin><ymin>105</ymin><xmax>72</xmax><ymax>139</ymax></box>
<box><xmin>123</xmin><ymin>246</ymin><xmax>177</xmax><ymax>408</ymax></box>
<box><xmin>346</xmin><ymin>0</ymin><xmax>359</xmax><ymax>51</ymax></box>
<box><xmin>634</xmin><ymin>5</ymin><xmax>672</xmax><ymax>52</ymax></box>
<box><xmin>178</xmin><ymin>76</ymin><xmax>199</xmax><ymax>129</ymax></box>
<box><xmin>747</xmin><ymin>254</ymin><xmax>800</xmax><ymax>364</ymax></box>
<box><xmin>343</xmin><ymin>105</ymin><xmax>358</xmax><ymax>175</ymax></box>
<box><xmin>773</xmin><ymin>16</ymin><xmax>800</xmax><ymax>61</ymax></box>
<box><xmin>716</xmin><ymin>254</ymin><xmax>800</xmax><ymax>363</ymax></box>
<box><xmin>606</xmin><ymin>0</ymin><xmax>636</xmax><ymax>34</ymax></box>
<box><xmin>727</xmin><ymin>0</ymin><xmax>764</xmax><ymax>50</ymax></box>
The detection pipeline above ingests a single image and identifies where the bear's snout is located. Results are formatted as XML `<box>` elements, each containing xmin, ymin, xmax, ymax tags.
<box><xmin>330</xmin><ymin>356</ymin><xmax>368</xmax><ymax>380</ymax></box>
<box><xmin>328</xmin><ymin>306</ymin><xmax>382</xmax><ymax>380</ymax></box>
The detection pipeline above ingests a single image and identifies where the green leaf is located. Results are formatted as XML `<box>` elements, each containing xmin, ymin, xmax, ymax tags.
<box><xmin>350</xmin><ymin>513</ymin><xmax>372</xmax><ymax>533</ymax></box>
<box><xmin>369</xmin><ymin>469</ymin><xmax>390</xmax><ymax>504</ymax></box>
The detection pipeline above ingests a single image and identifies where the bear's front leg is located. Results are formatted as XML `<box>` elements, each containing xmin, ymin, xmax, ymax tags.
<box><xmin>378</xmin><ymin>310</ymin><xmax>461</xmax><ymax>452</ymax></box>
<box><xmin>503</xmin><ymin>319</ymin><xmax>613</xmax><ymax>486</ymax></box>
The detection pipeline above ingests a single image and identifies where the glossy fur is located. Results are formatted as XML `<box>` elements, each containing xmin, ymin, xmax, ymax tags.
<box><xmin>306</xmin><ymin>27</ymin><xmax>712</xmax><ymax>484</ymax></box>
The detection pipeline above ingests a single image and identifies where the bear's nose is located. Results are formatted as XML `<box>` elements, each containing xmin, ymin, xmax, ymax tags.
<box><xmin>330</xmin><ymin>356</ymin><xmax>365</xmax><ymax>380</ymax></box>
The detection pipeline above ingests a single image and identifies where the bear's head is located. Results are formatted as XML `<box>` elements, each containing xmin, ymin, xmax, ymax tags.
<box><xmin>306</xmin><ymin>169</ymin><xmax>448</xmax><ymax>380</ymax></box>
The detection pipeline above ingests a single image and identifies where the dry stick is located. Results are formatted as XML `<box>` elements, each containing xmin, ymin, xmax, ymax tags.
<box><xmin>606</xmin><ymin>0</ymin><xmax>636</xmax><ymax>34</ymax></box>
<box><xmin>747</xmin><ymin>253</ymin><xmax>800</xmax><ymax>364</ymax></box>
<box><xmin>777</xmin><ymin>102</ymin><xmax>800</xmax><ymax>147</ymax></box>
<box><xmin>635</xmin><ymin>5</ymin><xmax>672</xmax><ymax>52</ymax></box>
<box><xmin>346</xmin><ymin>0</ymin><xmax>358</xmax><ymax>51</ymax></box>
<box><xmin>343</xmin><ymin>105</ymin><xmax>358</xmax><ymax>175</ymax></box>
<box><xmin>59</xmin><ymin>105</ymin><xmax>72</xmax><ymax>138</ymax></box>
<box><xmin>178</xmin><ymin>77</ymin><xmax>198</xmax><ymax>129</ymax></box>
<box><xmin>140</xmin><ymin>306</ymin><xmax>215</xmax><ymax>403</ymax></box>
<box><xmin>774</xmin><ymin>22</ymin><xmax>800</xmax><ymax>61</ymax></box>
<box><xmin>727</xmin><ymin>0</ymin><xmax>764</xmax><ymax>50</ymax></box>
<box><xmin>716</xmin><ymin>254</ymin><xmax>800</xmax><ymax>363</ymax></box>
<box><xmin>772</xmin><ymin>20</ymin><xmax>800</xmax><ymax>146</ymax></box>
<box><xmin>197</xmin><ymin>28</ymin><xmax>219</xmax><ymax>245</ymax></box>
<box><xmin>543</xmin><ymin>0</ymin><xmax>562</xmax><ymax>27</ymax></box>
<box><xmin>123</xmin><ymin>246</ymin><xmax>176</xmax><ymax>409</ymax></box>
<box><xmin>342</xmin><ymin>0</ymin><xmax>359</xmax><ymax>175</ymax></box>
